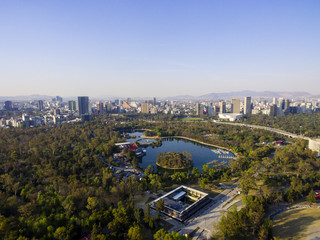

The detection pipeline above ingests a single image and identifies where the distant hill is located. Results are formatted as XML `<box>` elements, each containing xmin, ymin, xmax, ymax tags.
<box><xmin>0</xmin><ymin>94</ymin><xmax>55</xmax><ymax>101</ymax></box>
<box><xmin>198</xmin><ymin>91</ymin><xmax>313</xmax><ymax>100</ymax></box>
<box><xmin>0</xmin><ymin>91</ymin><xmax>318</xmax><ymax>102</ymax></box>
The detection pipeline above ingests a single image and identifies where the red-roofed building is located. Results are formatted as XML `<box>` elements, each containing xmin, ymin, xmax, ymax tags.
<box><xmin>126</xmin><ymin>143</ymin><xmax>138</xmax><ymax>151</ymax></box>
<box><xmin>314</xmin><ymin>190</ymin><xmax>320</xmax><ymax>200</ymax></box>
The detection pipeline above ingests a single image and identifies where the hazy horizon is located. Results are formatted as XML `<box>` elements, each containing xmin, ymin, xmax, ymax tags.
<box><xmin>1</xmin><ymin>1</ymin><xmax>320</xmax><ymax>97</ymax></box>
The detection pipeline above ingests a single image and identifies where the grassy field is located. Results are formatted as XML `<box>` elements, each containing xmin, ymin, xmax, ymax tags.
<box><xmin>273</xmin><ymin>207</ymin><xmax>320</xmax><ymax>240</ymax></box>
<box><xmin>181</xmin><ymin>117</ymin><xmax>203</xmax><ymax>122</ymax></box>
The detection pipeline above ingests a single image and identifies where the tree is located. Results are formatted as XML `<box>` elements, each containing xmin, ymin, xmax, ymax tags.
<box><xmin>156</xmin><ymin>199</ymin><xmax>165</xmax><ymax>212</ymax></box>
<box><xmin>154</xmin><ymin>229</ymin><xmax>188</xmax><ymax>240</ymax></box>
<box><xmin>144</xmin><ymin>204</ymin><xmax>150</xmax><ymax>224</ymax></box>
<box><xmin>306</xmin><ymin>190</ymin><xmax>316</xmax><ymax>204</ymax></box>
<box><xmin>128</xmin><ymin>225</ymin><xmax>144</xmax><ymax>240</ymax></box>
<box><xmin>86</xmin><ymin>196</ymin><xmax>98</xmax><ymax>212</ymax></box>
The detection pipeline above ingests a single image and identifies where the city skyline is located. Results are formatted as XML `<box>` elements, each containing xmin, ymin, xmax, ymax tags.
<box><xmin>1</xmin><ymin>1</ymin><xmax>320</xmax><ymax>97</ymax></box>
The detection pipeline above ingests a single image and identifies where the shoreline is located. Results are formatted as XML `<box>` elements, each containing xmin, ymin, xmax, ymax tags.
<box><xmin>142</xmin><ymin>135</ymin><xmax>238</xmax><ymax>158</ymax></box>
<box><xmin>156</xmin><ymin>162</ymin><xmax>192</xmax><ymax>170</ymax></box>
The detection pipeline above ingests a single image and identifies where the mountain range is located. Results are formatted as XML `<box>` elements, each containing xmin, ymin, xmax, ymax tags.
<box><xmin>0</xmin><ymin>91</ymin><xmax>318</xmax><ymax>102</ymax></box>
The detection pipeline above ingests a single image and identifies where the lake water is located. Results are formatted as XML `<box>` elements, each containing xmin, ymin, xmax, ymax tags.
<box><xmin>126</xmin><ymin>131</ymin><xmax>234</xmax><ymax>170</ymax></box>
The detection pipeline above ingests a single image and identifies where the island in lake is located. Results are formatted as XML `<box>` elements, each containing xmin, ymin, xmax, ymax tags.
<box><xmin>156</xmin><ymin>151</ymin><xmax>193</xmax><ymax>169</ymax></box>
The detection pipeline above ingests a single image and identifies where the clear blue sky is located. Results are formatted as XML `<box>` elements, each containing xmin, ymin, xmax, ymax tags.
<box><xmin>1</xmin><ymin>0</ymin><xmax>319</xmax><ymax>97</ymax></box>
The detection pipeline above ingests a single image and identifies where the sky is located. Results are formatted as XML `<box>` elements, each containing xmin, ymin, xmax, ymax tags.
<box><xmin>0</xmin><ymin>0</ymin><xmax>320</xmax><ymax>98</ymax></box>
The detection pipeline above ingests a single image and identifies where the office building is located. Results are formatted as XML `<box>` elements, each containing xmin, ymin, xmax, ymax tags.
<box><xmin>273</xmin><ymin>97</ymin><xmax>277</xmax><ymax>105</ymax></box>
<box><xmin>219</xmin><ymin>101</ymin><xmax>226</xmax><ymax>114</ymax></box>
<box><xmin>244</xmin><ymin>97</ymin><xmax>252</xmax><ymax>114</ymax></box>
<box><xmin>153</xmin><ymin>97</ymin><xmax>157</xmax><ymax>106</ymax></box>
<box><xmin>269</xmin><ymin>104</ymin><xmax>277</xmax><ymax>116</ymax></box>
<box><xmin>284</xmin><ymin>99</ymin><xmax>290</xmax><ymax>113</ymax></box>
<box><xmin>38</xmin><ymin>100</ymin><xmax>44</xmax><ymax>110</ymax></box>
<box><xmin>78</xmin><ymin>96</ymin><xmax>89</xmax><ymax>115</ymax></box>
<box><xmin>196</xmin><ymin>103</ymin><xmax>201</xmax><ymax>116</ymax></box>
<box><xmin>279</xmin><ymin>98</ymin><xmax>285</xmax><ymax>110</ymax></box>
<box><xmin>68</xmin><ymin>101</ymin><xmax>77</xmax><ymax>111</ymax></box>
<box><xmin>56</xmin><ymin>96</ymin><xmax>63</xmax><ymax>102</ymax></box>
<box><xmin>4</xmin><ymin>101</ymin><xmax>13</xmax><ymax>111</ymax></box>
<box><xmin>141</xmin><ymin>103</ymin><xmax>149</xmax><ymax>114</ymax></box>
<box><xmin>231</xmin><ymin>98</ymin><xmax>240</xmax><ymax>114</ymax></box>
<box><xmin>96</xmin><ymin>102</ymin><xmax>104</xmax><ymax>113</ymax></box>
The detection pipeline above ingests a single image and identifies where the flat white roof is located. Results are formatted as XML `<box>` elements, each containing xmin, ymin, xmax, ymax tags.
<box><xmin>173</xmin><ymin>191</ymin><xmax>186</xmax><ymax>201</ymax></box>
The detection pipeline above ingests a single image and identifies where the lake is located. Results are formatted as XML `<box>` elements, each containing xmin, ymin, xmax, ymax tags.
<box><xmin>126</xmin><ymin>131</ymin><xmax>234</xmax><ymax>170</ymax></box>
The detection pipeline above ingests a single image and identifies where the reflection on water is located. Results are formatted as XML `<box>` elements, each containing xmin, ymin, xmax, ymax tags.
<box><xmin>125</xmin><ymin>131</ymin><xmax>234</xmax><ymax>170</ymax></box>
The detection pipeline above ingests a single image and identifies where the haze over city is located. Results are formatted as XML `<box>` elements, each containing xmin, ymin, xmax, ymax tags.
<box><xmin>1</xmin><ymin>1</ymin><xmax>320</xmax><ymax>97</ymax></box>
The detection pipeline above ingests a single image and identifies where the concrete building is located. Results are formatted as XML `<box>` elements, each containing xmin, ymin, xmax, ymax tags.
<box><xmin>141</xmin><ymin>102</ymin><xmax>149</xmax><ymax>114</ymax></box>
<box><xmin>244</xmin><ymin>96</ymin><xmax>252</xmax><ymax>114</ymax></box>
<box><xmin>231</xmin><ymin>98</ymin><xmax>241</xmax><ymax>114</ymax></box>
<box><xmin>219</xmin><ymin>101</ymin><xmax>226</xmax><ymax>114</ymax></box>
<box><xmin>150</xmin><ymin>185</ymin><xmax>210</xmax><ymax>222</ymax></box>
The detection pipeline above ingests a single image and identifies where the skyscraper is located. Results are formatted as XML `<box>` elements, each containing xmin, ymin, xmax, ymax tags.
<box><xmin>196</xmin><ymin>103</ymin><xmax>201</xmax><ymax>116</ymax></box>
<box><xmin>78</xmin><ymin>96</ymin><xmax>89</xmax><ymax>115</ymax></box>
<box><xmin>244</xmin><ymin>96</ymin><xmax>252</xmax><ymax>114</ymax></box>
<box><xmin>284</xmin><ymin>99</ymin><xmax>290</xmax><ymax>112</ymax></box>
<box><xmin>270</xmin><ymin>104</ymin><xmax>277</xmax><ymax>116</ymax></box>
<box><xmin>231</xmin><ymin>98</ymin><xmax>240</xmax><ymax>113</ymax></box>
<box><xmin>219</xmin><ymin>101</ymin><xmax>226</xmax><ymax>114</ymax></box>
<box><xmin>68</xmin><ymin>101</ymin><xmax>76</xmax><ymax>111</ymax></box>
<box><xmin>38</xmin><ymin>100</ymin><xmax>44</xmax><ymax>110</ymax></box>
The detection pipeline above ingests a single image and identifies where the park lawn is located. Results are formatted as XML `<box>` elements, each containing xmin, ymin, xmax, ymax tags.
<box><xmin>273</xmin><ymin>207</ymin><xmax>320</xmax><ymax>240</ymax></box>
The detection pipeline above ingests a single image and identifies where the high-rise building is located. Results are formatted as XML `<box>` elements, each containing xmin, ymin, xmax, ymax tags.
<box><xmin>219</xmin><ymin>101</ymin><xmax>226</xmax><ymax>114</ymax></box>
<box><xmin>270</xmin><ymin>104</ymin><xmax>277</xmax><ymax>116</ymax></box>
<box><xmin>78</xmin><ymin>96</ymin><xmax>89</xmax><ymax>115</ymax></box>
<box><xmin>196</xmin><ymin>103</ymin><xmax>201</xmax><ymax>116</ymax></box>
<box><xmin>106</xmin><ymin>103</ymin><xmax>112</xmax><ymax>113</ymax></box>
<box><xmin>56</xmin><ymin>96</ymin><xmax>63</xmax><ymax>102</ymax></box>
<box><xmin>141</xmin><ymin>103</ymin><xmax>149</xmax><ymax>114</ymax></box>
<box><xmin>244</xmin><ymin>97</ymin><xmax>252</xmax><ymax>114</ymax></box>
<box><xmin>284</xmin><ymin>99</ymin><xmax>290</xmax><ymax>112</ymax></box>
<box><xmin>153</xmin><ymin>97</ymin><xmax>157</xmax><ymax>106</ymax></box>
<box><xmin>38</xmin><ymin>100</ymin><xmax>44</xmax><ymax>110</ymax></box>
<box><xmin>272</xmin><ymin>97</ymin><xmax>277</xmax><ymax>105</ymax></box>
<box><xmin>68</xmin><ymin>101</ymin><xmax>77</xmax><ymax>111</ymax></box>
<box><xmin>231</xmin><ymin>98</ymin><xmax>240</xmax><ymax>113</ymax></box>
<box><xmin>4</xmin><ymin>101</ymin><xmax>13</xmax><ymax>111</ymax></box>
<box><xmin>279</xmin><ymin>98</ymin><xmax>285</xmax><ymax>110</ymax></box>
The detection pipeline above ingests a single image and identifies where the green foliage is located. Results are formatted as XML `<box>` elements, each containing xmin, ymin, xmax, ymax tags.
<box><xmin>242</xmin><ymin>112</ymin><xmax>320</xmax><ymax>137</ymax></box>
<box><xmin>214</xmin><ymin>196</ymin><xmax>272</xmax><ymax>240</ymax></box>
<box><xmin>306</xmin><ymin>190</ymin><xmax>316</xmax><ymax>204</ymax></box>
<box><xmin>153</xmin><ymin>229</ymin><xmax>188</xmax><ymax>240</ymax></box>
<box><xmin>156</xmin><ymin>151</ymin><xmax>193</xmax><ymax>169</ymax></box>
<box><xmin>128</xmin><ymin>225</ymin><xmax>144</xmax><ymax>240</ymax></box>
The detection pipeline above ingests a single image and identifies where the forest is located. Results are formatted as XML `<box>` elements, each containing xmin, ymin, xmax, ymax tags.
<box><xmin>1</xmin><ymin>113</ymin><xmax>319</xmax><ymax>239</ymax></box>
<box><xmin>241</xmin><ymin>112</ymin><xmax>320</xmax><ymax>137</ymax></box>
